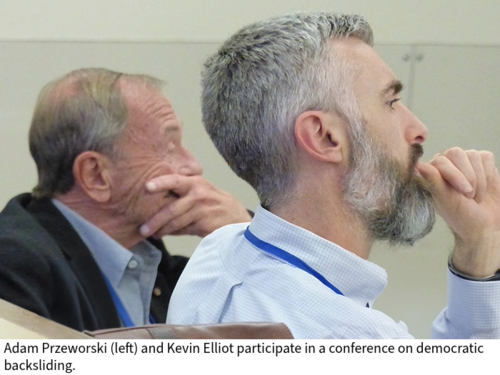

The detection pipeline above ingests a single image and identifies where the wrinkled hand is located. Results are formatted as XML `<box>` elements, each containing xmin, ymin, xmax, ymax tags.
<box><xmin>139</xmin><ymin>174</ymin><xmax>252</xmax><ymax>238</ymax></box>
<box><xmin>417</xmin><ymin>148</ymin><xmax>500</xmax><ymax>278</ymax></box>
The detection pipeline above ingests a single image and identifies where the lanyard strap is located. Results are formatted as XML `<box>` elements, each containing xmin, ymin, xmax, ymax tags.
<box><xmin>244</xmin><ymin>227</ymin><xmax>344</xmax><ymax>296</ymax></box>
<box><xmin>103</xmin><ymin>275</ymin><xmax>135</xmax><ymax>327</ymax></box>
<box><xmin>103</xmin><ymin>274</ymin><xmax>157</xmax><ymax>326</ymax></box>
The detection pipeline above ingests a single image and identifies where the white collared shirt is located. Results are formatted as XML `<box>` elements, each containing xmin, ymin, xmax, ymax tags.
<box><xmin>167</xmin><ymin>206</ymin><xmax>500</xmax><ymax>339</ymax></box>
<box><xmin>53</xmin><ymin>199</ymin><xmax>161</xmax><ymax>326</ymax></box>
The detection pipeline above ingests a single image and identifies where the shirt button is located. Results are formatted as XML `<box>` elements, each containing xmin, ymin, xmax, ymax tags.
<box><xmin>153</xmin><ymin>287</ymin><xmax>162</xmax><ymax>297</ymax></box>
<box><xmin>128</xmin><ymin>260</ymin><xmax>138</xmax><ymax>269</ymax></box>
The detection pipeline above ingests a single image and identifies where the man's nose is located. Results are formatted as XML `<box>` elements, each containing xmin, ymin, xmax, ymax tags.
<box><xmin>177</xmin><ymin>147</ymin><xmax>203</xmax><ymax>176</ymax></box>
<box><xmin>404</xmin><ymin>106</ymin><xmax>428</xmax><ymax>145</ymax></box>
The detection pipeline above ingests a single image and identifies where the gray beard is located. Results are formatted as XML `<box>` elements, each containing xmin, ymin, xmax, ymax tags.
<box><xmin>343</xmin><ymin>135</ymin><xmax>435</xmax><ymax>246</ymax></box>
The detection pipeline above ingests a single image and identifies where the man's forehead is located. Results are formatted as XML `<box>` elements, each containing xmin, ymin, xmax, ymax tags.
<box><xmin>118</xmin><ymin>80</ymin><xmax>183</xmax><ymax>134</ymax></box>
<box><xmin>333</xmin><ymin>37</ymin><xmax>392</xmax><ymax>68</ymax></box>
<box><xmin>331</xmin><ymin>37</ymin><xmax>398</xmax><ymax>92</ymax></box>
<box><xmin>120</xmin><ymin>81</ymin><xmax>175</xmax><ymax>116</ymax></box>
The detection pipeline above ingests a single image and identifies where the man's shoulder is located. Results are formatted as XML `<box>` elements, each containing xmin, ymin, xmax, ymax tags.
<box><xmin>167</xmin><ymin>222</ymin><xmax>250</xmax><ymax>322</ymax></box>
<box><xmin>0</xmin><ymin>193</ymin><xmax>35</xmax><ymax>219</ymax></box>
<box><xmin>0</xmin><ymin>194</ymin><xmax>57</xmax><ymax>255</ymax></box>
<box><xmin>0</xmin><ymin>194</ymin><xmax>70</xmax><ymax>307</ymax></box>
<box><xmin>208</xmin><ymin>221</ymin><xmax>249</xmax><ymax>237</ymax></box>
<box><xmin>198</xmin><ymin>222</ymin><xmax>249</xmax><ymax>248</ymax></box>
<box><xmin>0</xmin><ymin>193</ymin><xmax>83</xmax><ymax>267</ymax></box>
<box><xmin>0</xmin><ymin>193</ymin><xmax>47</xmax><ymax>240</ymax></box>
<box><xmin>190</xmin><ymin>222</ymin><xmax>249</xmax><ymax>264</ymax></box>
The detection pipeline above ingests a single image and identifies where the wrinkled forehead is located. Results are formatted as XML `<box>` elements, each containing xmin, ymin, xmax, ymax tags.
<box><xmin>118</xmin><ymin>78</ymin><xmax>167</xmax><ymax>104</ymax></box>
<box><xmin>119</xmin><ymin>79</ymin><xmax>182</xmax><ymax>136</ymax></box>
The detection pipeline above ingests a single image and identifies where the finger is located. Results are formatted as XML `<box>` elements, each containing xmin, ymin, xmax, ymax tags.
<box><xmin>151</xmin><ymin>219</ymin><xmax>201</xmax><ymax>239</ymax></box>
<box><xmin>417</xmin><ymin>162</ymin><xmax>462</xmax><ymax>223</ymax></box>
<box><xmin>427</xmin><ymin>155</ymin><xmax>474</xmax><ymax>197</ymax></box>
<box><xmin>416</xmin><ymin>162</ymin><xmax>446</xmax><ymax>196</ymax></box>
<box><xmin>153</xmin><ymin>199</ymin><xmax>224</xmax><ymax>237</ymax></box>
<box><xmin>146</xmin><ymin>174</ymin><xmax>194</xmax><ymax>196</ymax></box>
<box><xmin>152</xmin><ymin>209</ymin><xmax>200</xmax><ymax>237</ymax></box>
<box><xmin>481</xmin><ymin>151</ymin><xmax>499</xmax><ymax>185</ymax></box>
<box><xmin>439</xmin><ymin>148</ymin><xmax>479</xmax><ymax>197</ymax></box>
<box><xmin>140</xmin><ymin>196</ymin><xmax>197</xmax><ymax>237</ymax></box>
<box><xmin>466</xmin><ymin>150</ymin><xmax>486</xmax><ymax>203</ymax></box>
<box><xmin>481</xmin><ymin>151</ymin><xmax>500</xmax><ymax>201</ymax></box>
<box><xmin>165</xmin><ymin>222</ymin><xmax>203</xmax><ymax>237</ymax></box>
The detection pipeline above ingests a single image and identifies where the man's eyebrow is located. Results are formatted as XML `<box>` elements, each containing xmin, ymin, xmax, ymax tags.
<box><xmin>164</xmin><ymin>123</ymin><xmax>181</xmax><ymax>134</ymax></box>
<box><xmin>382</xmin><ymin>80</ymin><xmax>404</xmax><ymax>96</ymax></box>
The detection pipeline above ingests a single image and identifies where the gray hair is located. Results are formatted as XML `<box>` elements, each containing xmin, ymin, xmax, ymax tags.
<box><xmin>29</xmin><ymin>68</ymin><xmax>163</xmax><ymax>198</ymax></box>
<box><xmin>202</xmin><ymin>12</ymin><xmax>373</xmax><ymax>208</ymax></box>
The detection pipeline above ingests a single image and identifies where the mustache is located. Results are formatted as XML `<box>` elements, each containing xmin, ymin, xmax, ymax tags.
<box><xmin>410</xmin><ymin>144</ymin><xmax>424</xmax><ymax>167</ymax></box>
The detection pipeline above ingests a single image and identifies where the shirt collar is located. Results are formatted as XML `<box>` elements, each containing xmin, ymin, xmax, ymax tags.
<box><xmin>248</xmin><ymin>205</ymin><xmax>388</xmax><ymax>307</ymax></box>
<box><xmin>51</xmin><ymin>199</ymin><xmax>158</xmax><ymax>288</ymax></box>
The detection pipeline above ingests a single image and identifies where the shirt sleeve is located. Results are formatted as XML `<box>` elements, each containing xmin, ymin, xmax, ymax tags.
<box><xmin>432</xmin><ymin>269</ymin><xmax>500</xmax><ymax>338</ymax></box>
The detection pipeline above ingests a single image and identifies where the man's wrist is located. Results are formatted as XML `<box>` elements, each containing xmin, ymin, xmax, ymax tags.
<box><xmin>448</xmin><ymin>253</ymin><xmax>500</xmax><ymax>281</ymax></box>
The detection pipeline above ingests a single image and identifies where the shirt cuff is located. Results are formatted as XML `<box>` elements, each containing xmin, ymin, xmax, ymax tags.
<box><xmin>448</xmin><ymin>254</ymin><xmax>500</xmax><ymax>281</ymax></box>
<box><xmin>445</xmin><ymin>269</ymin><xmax>500</xmax><ymax>337</ymax></box>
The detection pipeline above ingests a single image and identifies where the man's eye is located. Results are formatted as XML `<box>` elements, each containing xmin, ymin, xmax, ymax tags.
<box><xmin>388</xmin><ymin>98</ymin><xmax>401</xmax><ymax>109</ymax></box>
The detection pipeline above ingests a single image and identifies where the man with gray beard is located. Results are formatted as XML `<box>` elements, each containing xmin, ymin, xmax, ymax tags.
<box><xmin>344</xmin><ymin>120</ymin><xmax>434</xmax><ymax>246</ymax></box>
<box><xmin>167</xmin><ymin>12</ymin><xmax>500</xmax><ymax>338</ymax></box>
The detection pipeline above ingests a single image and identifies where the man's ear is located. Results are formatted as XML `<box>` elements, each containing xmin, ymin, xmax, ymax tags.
<box><xmin>72</xmin><ymin>151</ymin><xmax>112</xmax><ymax>203</ymax></box>
<box><xmin>294</xmin><ymin>111</ymin><xmax>346</xmax><ymax>163</ymax></box>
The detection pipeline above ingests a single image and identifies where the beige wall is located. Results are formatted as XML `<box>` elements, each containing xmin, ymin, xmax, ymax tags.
<box><xmin>1</xmin><ymin>0</ymin><xmax>499</xmax><ymax>45</ymax></box>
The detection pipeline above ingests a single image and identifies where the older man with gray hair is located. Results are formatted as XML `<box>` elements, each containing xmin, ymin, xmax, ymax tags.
<box><xmin>0</xmin><ymin>68</ymin><xmax>251</xmax><ymax>331</ymax></box>
<box><xmin>167</xmin><ymin>12</ymin><xmax>500</xmax><ymax>338</ymax></box>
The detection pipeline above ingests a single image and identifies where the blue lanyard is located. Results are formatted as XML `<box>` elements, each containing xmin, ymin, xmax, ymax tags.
<box><xmin>244</xmin><ymin>227</ymin><xmax>344</xmax><ymax>296</ymax></box>
<box><xmin>102</xmin><ymin>275</ymin><xmax>135</xmax><ymax>327</ymax></box>
<box><xmin>103</xmin><ymin>275</ymin><xmax>157</xmax><ymax>327</ymax></box>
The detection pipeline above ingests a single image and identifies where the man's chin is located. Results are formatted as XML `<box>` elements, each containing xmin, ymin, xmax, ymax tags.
<box><xmin>366</xmin><ymin>173</ymin><xmax>435</xmax><ymax>246</ymax></box>
<box><xmin>344</xmin><ymin>136</ymin><xmax>434</xmax><ymax>245</ymax></box>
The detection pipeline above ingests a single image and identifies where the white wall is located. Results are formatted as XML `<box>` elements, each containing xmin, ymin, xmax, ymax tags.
<box><xmin>0</xmin><ymin>0</ymin><xmax>499</xmax><ymax>45</ymax></box>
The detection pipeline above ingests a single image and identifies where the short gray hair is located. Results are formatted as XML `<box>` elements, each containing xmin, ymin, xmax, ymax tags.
<box><xmin>202</xmin><ymin>12</ymin><xmax>373</xmax><ymax>208</ymax></box>
<box><xmin>29</xmin><ymin>68</ymin><xmax>163</xmax><ymax>198</ymax></box>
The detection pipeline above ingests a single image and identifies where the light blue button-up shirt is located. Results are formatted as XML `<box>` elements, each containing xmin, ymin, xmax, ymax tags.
<box><xmin>53</xmin><ymin>200</ymin><xmax>162</xmax><ymax>326</ymax></box>
<box><xmin>167</xmin><ymin>206</ymin><xmax>500</xmax><ymax>339</ymax></box>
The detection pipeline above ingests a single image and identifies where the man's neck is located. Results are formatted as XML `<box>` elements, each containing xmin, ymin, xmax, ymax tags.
<box><xmin>270</xmin><ymin>183</ymin><xmax>373</xmax><ymax>260</ymax></box>
<box><xmin>55</xmin><ymin>191</ymin><xmax>142</xmax><ymax>250</ymax></box>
